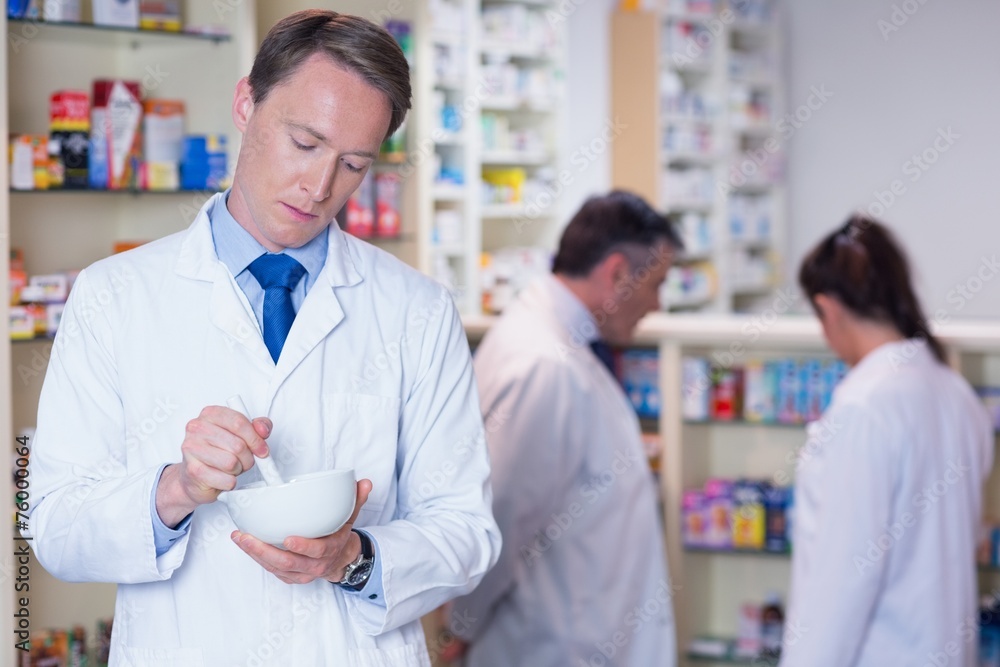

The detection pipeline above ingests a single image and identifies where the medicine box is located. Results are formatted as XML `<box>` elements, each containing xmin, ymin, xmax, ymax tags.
<box><xmin>732</xmin><ymin>480</ymin><xmax>766</xmax><ymax>549</ymax></box>
<box><xmin>91</xmin><ymin>80</ymin><xmax>143</xmax><ymax>190</ymax></box>
<box><xmin>93</xmin><ymin>0</ymin><xmax>139</xmax><ymax>27</ymax></box>
<box><xmin>345</xmin><ymin>170</ymin><xmax>375</xmax><ymax>238</ymax></box>
<box><xmin>703</xmin><ymin>478</ymin><xmax>733</xmax><ymax>549</ymax></box>
<box><xmin>763</xmin><ymin>484</ymin><xmax>790</xmax><ymax>553</ymax></box>
<box><xmin>682</xmin><ymin>489</ymin><xmax>706</xmax><ymax>548</ymax></box>
<box><xmin>681</xmin><ymin>356</ymin><xmax>711</xmax><ymax>421</ymax></box>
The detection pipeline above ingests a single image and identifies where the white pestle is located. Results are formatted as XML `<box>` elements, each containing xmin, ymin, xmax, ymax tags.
<box><xmin>225</xmin><ymin>395</ymin><xmax>284</xmax><ymax>487</ymax></box>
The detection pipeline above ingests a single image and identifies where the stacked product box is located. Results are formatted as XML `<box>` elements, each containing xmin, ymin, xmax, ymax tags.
<box><xmin>9</xmin><ymin>84</ymin><xmax>226</xmax><ymax>192</ymax></box>
<box><xmin>618</xmin><ymin>348</ymin><xmax>661</xmax><ymax>419</ymax></box>
<box><xmin>8</xmin><ymin>249</ymin><xmax>75</xmax><ymax>340</ymax></box>
<box><xmin>683</xmin><ymin>477</ymin><xmax>792</xmax><ymax>553</ymax></box>
<box><xmin>681</xmin><ymin>355</ymin><xmax>848</xmax><ymax>424</ymax></box>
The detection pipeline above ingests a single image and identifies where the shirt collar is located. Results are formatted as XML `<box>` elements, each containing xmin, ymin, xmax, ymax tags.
<box><xmin>209</xmin><ymin>189</ymin><xmax>328</xmax><ymax>279</ymax></box>
<box><xmin>542</xmin><ymin>273</ymin><xmax>602</xmax><ymax>343</ymax></box>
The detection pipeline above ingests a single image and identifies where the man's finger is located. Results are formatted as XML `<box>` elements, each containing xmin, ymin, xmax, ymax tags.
<box><xmin>345</xmin><ymin>479</ymin><xmax>373</xmax><ymax>528</ymax></box>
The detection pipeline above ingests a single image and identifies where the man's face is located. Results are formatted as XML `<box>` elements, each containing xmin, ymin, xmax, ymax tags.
<box><xmin>600</xmin><ymin>241</ymin><xmax>673</xmax><ymax>344</ymax></box>
<box><xmin>227</xmin><ymin>53</ymin><xmax>393</xmax><ymax>251</ymax></box>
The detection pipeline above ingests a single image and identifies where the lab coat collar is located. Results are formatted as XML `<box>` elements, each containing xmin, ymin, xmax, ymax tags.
<box><xmin>174</xmin><ymin>193</ymin><xmax>363</xmax><ymax>289</ymax></box>
<box><xmin>172</xmin><ymin>194</ymin><xmax>365</xmax><ymax>386</ymax></box>
<box><xmin>838</xmin><ymin>337</ymin><xmax>934</xmax><ymax>394</ymax></box>
<box><xmin>539</xmin><ymin>273</ymin><xmax>602</xmax><ymax>345</ymax></box>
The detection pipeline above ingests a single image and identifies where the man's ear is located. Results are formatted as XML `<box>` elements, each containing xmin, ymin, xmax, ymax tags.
<box><xmin>232</xmin><ymin>77</ymin><xmax>254</xmax><ymax>133</ymax></box>
<box><xmin>812</xmin><ymin>293</ymin><xmax>840</xmax><ymax>323</ymax></box>
<box><xmin>594</xmin><ymin>251</ymin><xmax>630</xmax><ymax>292</ymax></box>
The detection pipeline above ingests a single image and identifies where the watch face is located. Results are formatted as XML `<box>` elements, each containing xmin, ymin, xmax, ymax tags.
<box><xmin>348</xmin><ymin>561</ymin><xmax>373</xmax><ymax>586</ymax></box>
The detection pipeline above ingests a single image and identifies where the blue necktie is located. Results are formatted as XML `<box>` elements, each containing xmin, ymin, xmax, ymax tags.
<box><xmin>589</xmin><ymin>340</ymin><xmax>616</xmax><ymax>375</ymax></box>
<box><xmin>247</xmin><ymin>253</ymin><xmax>306</xmax><ymax>363</ymax></box>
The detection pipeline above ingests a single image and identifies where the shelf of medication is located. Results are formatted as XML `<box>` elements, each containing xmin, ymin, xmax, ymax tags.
<box><xmin>432</xmin><ymin>184</ymin><xmax>466</xmax><ymax>202</ymax></box>
<box><xmin>481</xmin><ymin>203</ymin><xmax>529</xmax><ymax>219</ymax></box>
<box><xmin>687</xmin><ymin>642</ymin><xmax>779</xmax><ymax>666</ymax></box>
<box><xmin>480</xmin><ymin>151</ymin><xmax>549</xmax><ymax>166</ymax></box>
<box><xmin>683</xmin><ymin>418</ymin><xmax>807</xmax><ymax>430</ymax></box>
<box><xmin>10</xmin><ymin>188</ymin><xmax>223</xmax><ymax>196</ymax></box>
<box><xmin>666</xmin><ymin>152</ymin><xmax>718</xmax><ymax>168</ymax></box>
<box><xmin>684</xmin><ymin>545</ymin><xmax>790</xmax><ymax>558</ymax></box>
<box><xmin>10</xmin><ymin>334</ymin><xmax>57</xmax><ymax>344</ymax></box>
<box><xmin>7</xmin><ymin>17</ymin><xmax>231</xmax><ymax>43</ymax></box>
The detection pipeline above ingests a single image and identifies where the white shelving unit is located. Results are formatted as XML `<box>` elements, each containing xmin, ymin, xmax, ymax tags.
<box><xmin>476</xmin><ymin>0</ymin><xmax>565</xmax><ymax>316</ymax></box>
<box><xmin>2</xmin><ymin>4</ymin><xmax>259</xmax><ymax>664</ymax></box>
<box><xmin>425</xmin><ymin>0</ymin><xmax>482</xmax><ymax>315</ymax></box>
<box><xmin>612</xmin><ymin>0</ymin><xmax>786</xmax><ymax>314</ymax></box>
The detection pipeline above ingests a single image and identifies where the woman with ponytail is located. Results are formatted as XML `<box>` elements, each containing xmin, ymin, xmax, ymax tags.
<box><xmin>780</xmin><ymin>216</ymin><xmax>993</xmax><ymax>667</ymax></box>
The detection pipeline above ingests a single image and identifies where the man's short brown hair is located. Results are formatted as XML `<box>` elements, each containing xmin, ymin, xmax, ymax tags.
<box><xmin>250</xmin><ymin>10</ymin><xmax>411</xmax><ymax>140</ymax></box>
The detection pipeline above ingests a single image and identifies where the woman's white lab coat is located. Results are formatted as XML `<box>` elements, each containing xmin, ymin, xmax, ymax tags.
<box><xmin>781</xmin><ymin>339</ymin><xmax>993</xmax><ymax>667</ymax></box>
<box><xmin>27</xmin><ymin>194</ymin><xmax>501</xmax><ymax>666</ymax></box>
<box><xmin>452</xmin><ymin>275</ymin><xmax>676</xmax><ymax>666</ymax></box>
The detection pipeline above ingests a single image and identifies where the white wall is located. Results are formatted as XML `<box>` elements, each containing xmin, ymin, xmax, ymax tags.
<box><xmin>783</xmin><ymin>0</ymin><xmax>1000</xmax><ymax>319</ymax></box>
<box><xmin>567</xmin><ymin>1</ymin><xmax>1000</xmax><ymax>319</ymax></box>
<box><xmin>557</xmin><ymin>0</ymin><xmax>620</xmax><ymax>237</ymax></box>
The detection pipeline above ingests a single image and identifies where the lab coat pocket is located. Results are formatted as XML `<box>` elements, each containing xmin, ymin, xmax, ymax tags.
<box><xmin>348</xmin><ymin>643</ymin><xmax>431</xmax><ymax>667</ymax></box>
<box><xmin>323</xmin><ymin>393</ymin><xmax>401</xmax><ymax>516</ymax></box>
<box><xmin>115</xmin><ymin>646</ymin><xmax>204</xmax><ymax>666</ymax></box>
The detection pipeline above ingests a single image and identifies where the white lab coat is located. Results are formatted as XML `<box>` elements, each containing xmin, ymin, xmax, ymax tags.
<box><xmin>781</xmin><ymin>339</ymin><xmax>993</xmax><ymax>667</ymax></box>
<box><xmin>452</xmin><ymin>275</ymin><xmax>676</xmax><ymax>667</ymax></box>
<box><xmin>27</xmin><ymin>193</ymin><xmax>501</xmax><ymax>667</ymax></box>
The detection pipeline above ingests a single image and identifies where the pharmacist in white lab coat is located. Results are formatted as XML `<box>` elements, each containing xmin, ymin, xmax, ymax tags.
<box><xmin>448</xmin><ymin>192</ymin><xmax>681</xmax><ymax>667</ymax></box>
<box><xmin>26</xmin><ymin>11</ymin><xmax>499</xmax><ymax>666</ymax></box>
<box><xmin>781</xmin><ymin>216</ymin><xmax>993</xmax><ymax>667</ymax></box>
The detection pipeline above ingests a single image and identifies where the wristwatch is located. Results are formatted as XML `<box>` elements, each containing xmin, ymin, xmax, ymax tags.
<box><xmin>337</xmin><ymin>529</ymin><xmax>375</xmax><ymax>591</ymax></box>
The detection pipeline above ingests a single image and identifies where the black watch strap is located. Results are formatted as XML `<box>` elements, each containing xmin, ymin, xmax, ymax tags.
<box><xmin>338</xmin><ymin>529</ymin><xmax>375</xmax><ymax>591</ymax></box>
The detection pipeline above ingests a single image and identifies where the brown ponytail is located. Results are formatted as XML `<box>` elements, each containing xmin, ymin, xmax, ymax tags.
<box><xmin>798</xmin><ymin>215</ymin><xmax>946</xmax><ymax>364</ymax></box>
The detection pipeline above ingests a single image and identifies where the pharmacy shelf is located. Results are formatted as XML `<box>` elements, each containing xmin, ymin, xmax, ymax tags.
<box><xmin>480</xmin><ymin>150</ymin><xmax>550</xmax><ymax>166</ymax></box>
<box><xmin>683</xmin><ymin>419</ymin><xmax>807</xmax><ymax>429</ymax></box>
<box><xmin>10</xmin><ymin>188</ymin><xmax>224</xmax><ymax>196</ymax></box>
<box><xmin>481</xmin><ymin>97</ymin><xmax>554</xmax><ymax>113</ymax></box>
<box><xmin>666</xmin><ymin>152</ymin><xmax>719</xmax><ymax>167</ymax></box>
<box><xmin>479</xmin><ymin>41</ymin><xmax>553</xmax><ymax>62</ymax></box>
<box><xmin>613</xmin><ymin>5</ymin><xmax>786</xmax><ymax>314</ymax></box>
<box><xmin>10</xmin><ymin>334</ymin><xmax>58</xmax><ymax>344</ymax></box>
<box><xmin>688</xmin><ymin>645</ymin><xmax>779</xmax><ymax>666</ymax></box>
<box><xmin>480</xmin><ymin>203</ymin><xmax>528</xmax><ymax>219</ymax></box>
<box><xmin>684</xmin><ymin>546</ymin><xmax>791</xmax><ymax>558</ymax></box>
<box><xmin>432</xmin><ymin>184</ymin><xmax>467</xmax><ymax>202</ymax></box>
<box><xmin>7</xmin><ymin>17</ymin><xmax>230</xmax><ymax>43</ymax></box>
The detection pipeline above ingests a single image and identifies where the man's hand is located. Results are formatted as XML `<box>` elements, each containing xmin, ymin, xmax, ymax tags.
<box><xmin>156</xmin><ymin>405</ymin><xmax>273</xmax><ymax>527</ymax></box>
<box><xmin>231</xmin><ymin>480</ymin><xmax>373</xmax><ymax>585</ymax></box>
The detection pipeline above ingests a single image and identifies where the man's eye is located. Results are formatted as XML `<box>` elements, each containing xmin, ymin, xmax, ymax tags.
<box><xmin>344</xmin><ymin>162</ymin><xmax>364</xmax><ymax>174</ymax></box>
<box><xmin>291</xmin><ymin>138</ymin><xmax>314</xmax><ymax>151</ymax></box>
